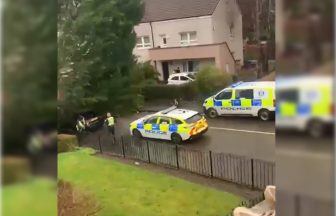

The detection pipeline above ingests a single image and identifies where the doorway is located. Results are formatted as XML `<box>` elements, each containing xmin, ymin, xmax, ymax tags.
<box><xmin>162</xmin><ymin>61</ymin><xmax>169</xmax><ymax>82</ymax></box>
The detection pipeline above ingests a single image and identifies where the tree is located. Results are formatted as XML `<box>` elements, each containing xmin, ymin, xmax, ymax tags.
<box><xmin>58</xmin><ymin>0</ymin><xmax>144</xmax><ymax>124</ymax></box>
<box><xmin>3</xmin><ymin>0</ymin><xmax>57</xmax><ymax>153</ymax></box>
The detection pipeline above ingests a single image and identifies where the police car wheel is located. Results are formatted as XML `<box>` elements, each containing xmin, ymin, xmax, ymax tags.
<box><xmin>258</xmin><ymin>109</ymin><xmax>270</xmax><ymax>121</ymax></box>
<box><xmin>307</xmin><ymin>120</ymin><xmax>325</xmax><ymax>138</ymax></box>
<box><xmin>132</xmin><ymin>129</ymin><xmax>142</xmax><ymax>138</ymax></box>
<box><xmin>207</xmin><ymin>108</ymin><xmax>218</xmax><ymax>118</ymax></box>
<box><xmin>171</xmin><ymin>133</ymin><xmax>182</xmax><ymax>144</ymax></box>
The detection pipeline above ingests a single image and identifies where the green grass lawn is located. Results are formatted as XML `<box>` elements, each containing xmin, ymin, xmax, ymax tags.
<box><xmin>2</xmin><ymin>178</ymin><xmax>57</xmax><ymax>216</ymax></box>
<box><xmin>58</xmin><ymin>148</ymin><xmax>243</xmax><ymax>216</ymax></box>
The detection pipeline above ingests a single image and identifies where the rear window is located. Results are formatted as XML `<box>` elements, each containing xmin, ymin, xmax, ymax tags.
<box><xmin>187</xmin><ymin>74</ymin><xmax>195</xmax><ymax>79</ymax></box>
<box><xmin>185</xmin><ymin>114</ymin><xmax>202</xmax><ymax>124</ymax></box>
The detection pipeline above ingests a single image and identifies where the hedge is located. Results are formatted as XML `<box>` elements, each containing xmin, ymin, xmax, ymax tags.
<box><xmin>142</xmin><ymin>83</ymin><xmax>198</xmax><ymax>101</ymax></box>
<box><xmin>58</xmin><ymin>134</ymin><xmax>78</xmax><ymax>153</ymax></box>
<box><xmin>2</xmin><ymin>156</ymin><xmax>31</xmax><ymax>185</ymax></box>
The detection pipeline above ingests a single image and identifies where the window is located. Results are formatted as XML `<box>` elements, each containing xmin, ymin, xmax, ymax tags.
<box><xmin>215</xmin><ymin>90</ymin><xmax>232</xmax><ymax>100</ymax></box>
<box><xmin>136</xmin><ymin>36</ymin><xmax>151</xmax><ymax>48</ymax></box>
<box><xmin>158</xmin><ymin>117</ymin><xmax>170</xmax><ymax>124</ymax></box>
<box><xmin>182</xmin><ymin>61</ymin><xmax>200</xmax><ymax>72</ymax></box>
<box><xmin>171</xmin><ymin>76</ymin><xmax>179</xmax><ymax>80</ymax></box>
<box><xmin>185</xmin><ymin>114</ymin><xmax>203</xmax><ymax>124</ymax></box>
<box><xmin>236</xmin><ymin>89</ymin><xmax>254</xmax><ymax>99</ymax></box>
<box><xmin>145</xmin><ymin>117</ymin><xmax>158</xmax><ymax>124</ymax></box>
<box><xmin>180</xmin><ymin>32</ymin><xmax>197</xmax><ymax>45</ymax></box>
<box><xmin>171</xmin><ymin>118</ymin><xmax>183</xmax><ymax>125</ymax></box>
<box><xmin>160</xmin><ymin>34</ymin><xmax>167</xmax><ymax>46</ymax></box>
<box><xmin>187</xmin><ymin>74</ymin><xmax>195</xmax><ymax>80</ymax></box>
<box><xmin>277</xmin><ymin>89</ymin><xmax>299</xmax><ymax>103</ymax></box>
<box><xmin>180</xmin><ymin>76</ymin><xmax>189</xmax><ymax>81</ymax></box>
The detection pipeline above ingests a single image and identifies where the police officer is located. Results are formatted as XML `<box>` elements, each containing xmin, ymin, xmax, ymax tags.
<box><xmin>105</xmin><ymin>112</ymin><xmax>115</xmax><ymax>135</ymax></box>
<box><xmin>76</xmin><ymin>115</ymin><xmax>85</xmax><ymax>133</ymax></box>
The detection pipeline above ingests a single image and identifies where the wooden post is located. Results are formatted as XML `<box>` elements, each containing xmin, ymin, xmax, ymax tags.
<box><xmin>209</xmin><ymin>151</ymin><xmax>213</xmax><ymax>178</ymax></box>
<box><xmin>251</xmin><ymin>158</ymin><xmax>254</xmax><ymax>188</ymax></box>
<box><xmin>98</xmin><ymin>135</ymin><xmax>102</xmax><ymax>153</ymax></box>
<box><xmin>121</xmin><ymin>136</ymin><xmax>125</xmax><ymax>158</ymax></box>
<box><xmin>175</xmin><ymin>145</ymin><xmax>179</xmax><ymax>169</ymax></box>
<box><xmin>146</xmin><ymin>141</ymin><xmax>151</xmax><ymax>163</ymax></box>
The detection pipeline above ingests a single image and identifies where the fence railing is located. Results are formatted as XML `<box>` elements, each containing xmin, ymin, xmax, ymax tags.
<box><xmin>94</xmin><ymin>134</ymin><xmax>275</xmax><ymax>190</ymax></box>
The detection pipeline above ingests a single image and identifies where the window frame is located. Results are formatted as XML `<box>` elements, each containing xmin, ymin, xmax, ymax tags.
<box><xmin>158</xmin><ymin>116</ymin><xmax>171</xmax><ymax>125</ymax></box>
<box><xmin>215</xmin><ymin>90</ymin><xmax>233</xmax><ymax>100</ymax></box>
<box><xmin>136</xmin><ymin>36</ymin><xmax>151</xmax><ymax>49</ymax></box>
<box><xmin>180</xmin><ymin>31</ymin><xmax>197</xmax><ymax>46</ymax></box>
<box><xmin>235</xmin><ymin>89</ymin><xmax>254</xmax><ymax>99</ymax></box>
<box><xmin>145</xmin><ymin>116</ymin><xmax>159</xmax><ymax>124</ymax></box>
<box><xmin>159</xmin><ymin>34</ymin><xmax>167</xmax><ymax>47</ymax></box>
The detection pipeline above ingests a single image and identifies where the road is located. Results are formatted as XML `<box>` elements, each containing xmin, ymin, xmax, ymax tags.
<box><xmin>114</xmin><ymin>100</ymin><xmax>275</xmax><ymax>161</ymax></box>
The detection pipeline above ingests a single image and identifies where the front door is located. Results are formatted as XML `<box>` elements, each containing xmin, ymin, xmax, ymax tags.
<box><xmin>162</xmin><ymin>62</ymin><xmax>169</xmax><ymax>82</ymax></box>
<box><xmin>213</xmin><ymin>89</ymin><xmax>234</xmax><ymax>115</ymax></box>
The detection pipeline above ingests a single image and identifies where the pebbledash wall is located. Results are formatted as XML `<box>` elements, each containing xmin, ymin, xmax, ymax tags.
<box><xmin>133</xmin><ymin>0</ymin><xmax>244</xmax><ymax>81</ymax></box>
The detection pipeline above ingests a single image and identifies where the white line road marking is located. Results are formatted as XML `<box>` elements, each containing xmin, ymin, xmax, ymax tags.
<box><xmin>209</xmin><ymin>127</ymin><xmax>275</xmax><ymax>135</ymax></box>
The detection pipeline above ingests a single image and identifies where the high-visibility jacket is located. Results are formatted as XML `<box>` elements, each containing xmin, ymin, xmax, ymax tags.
<box><xmin>106</xmin><ymin>116</ymin><xmax>115</xmax><ymax>126</ymax></box>
<box><xmin>76</xmin><ymin>120</ymin><xmax>85</xmax><ymax>132</ymax></box>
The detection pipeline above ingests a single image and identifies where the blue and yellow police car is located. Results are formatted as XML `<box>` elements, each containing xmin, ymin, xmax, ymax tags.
<box><xmin>130</xmin><ymin>106</ymin><xmax>208</xmax><ymax>144</ymax></box>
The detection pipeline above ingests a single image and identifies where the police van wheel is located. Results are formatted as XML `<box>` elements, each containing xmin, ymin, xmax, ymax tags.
<box><xmin>171</xmin><ymin>133</ymin><xmax>182</xmax><ymax>144</ymax></box>
<box><xmin>132</xmin><ymin>129</ymin><xmax>142</xmax><ymax>138</ymax></box>
<box><xmin>258</xmin><ymin>109</ymin><xmax>270</xmax><ymax>121</ymax></box>
<box><xmin>307</xmin><ymin>120</ymin><xmax>325</xmax><ymax>138</ymax></box>
<box><xmin>207</xmin><ymin>108</ymin><xmax>218</xmax><ymax>118</ymax></box>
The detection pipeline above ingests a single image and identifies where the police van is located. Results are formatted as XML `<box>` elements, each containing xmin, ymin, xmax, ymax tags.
<box><xmin>203</xmin><ymin>81</ymin><xmax>275</xmax><ymax>121</ymax></box>
<box><xmin>276</xmin><ymin>76</ymin><xmax>333</xmax><ymax>137</ymax></box>
<box><xmin>130</xmin><ymin>106</ymin><xmax>208</xmax><ymax>144</ymax></box>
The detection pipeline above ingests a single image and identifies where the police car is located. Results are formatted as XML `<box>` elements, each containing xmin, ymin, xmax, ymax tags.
<box><xmin>129</xmin><ymin>106</ymin><xmax>208</xmax><ymax>144</ymax></box>
<box><xmin>276</xmin><ymin>76</ymin><xmax>333</xmax><ymax>138</ymax></box>
<box><xmin>203</xmin><ymin>81</ymin><xmax>275</xmax><ymax>121</ymax></box>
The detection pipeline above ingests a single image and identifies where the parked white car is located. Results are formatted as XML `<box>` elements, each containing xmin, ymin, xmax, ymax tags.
<box><xmin>167</xmin><ymin>73</ymin><xmax>195</xmax><ymax>85</ymax></box>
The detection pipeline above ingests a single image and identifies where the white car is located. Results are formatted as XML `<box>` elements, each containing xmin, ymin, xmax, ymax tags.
<box><xmin>167</xmin><ymin>73</ymin><xmax>195</xmax><ymax>85</ymax></box>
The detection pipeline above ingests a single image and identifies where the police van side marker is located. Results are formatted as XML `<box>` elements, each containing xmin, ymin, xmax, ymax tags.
<box><xmin>209</xmin><ymin>127</ymin><xmax>275</xmax><ymax>135</ymax></box>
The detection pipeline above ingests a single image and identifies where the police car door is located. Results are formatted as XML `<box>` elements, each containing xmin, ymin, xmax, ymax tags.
<box><xmin>158</xmin><ymin>116</ymin><xmax>171</xmax><ymax>140</ymax></box>
<box><xmin>234</xmin><ymin>89</ymin><xmax>254</xmax><ymax>114</ymax></box>
<box><xmin>143</xmin><ymin>116</ymin><xmax>160</xmax><ymax>139</ymax></box>
<box><xmin>214</xmin><ymin>89</ymin><xmax>234</xmax><ymax>115</ymax></box>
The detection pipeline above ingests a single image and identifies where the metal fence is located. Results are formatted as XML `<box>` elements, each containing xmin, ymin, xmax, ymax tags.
<box><xmin>95</xmin><ymin>134</ymin><xmax>275</xmax><ymax>190</ymax></box>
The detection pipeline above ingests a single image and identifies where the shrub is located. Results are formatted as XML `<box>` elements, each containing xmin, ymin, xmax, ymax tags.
<box><xmin>195</xmin><ymin>65</ymin><xmax>233</xmax><ymax>95</ymax></box>
<box><xmin>58</xmin><ymin>134</ymin><xmax>78</xmax><ymax>153</ymax></box>
<box><xmin>142</xmin><ymin>83</ymin><xmax>198</xmax><ymax>101</ymax></box>
<box><xmin>2</xmin><ymin>156</ymin><xmax>30</xmax><ymax>185</ymax></box>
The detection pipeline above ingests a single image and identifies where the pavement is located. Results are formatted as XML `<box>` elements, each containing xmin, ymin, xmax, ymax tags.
<box><xmin>115</xmin><ymin>100</ymin><xmax>276</xmax><ymax>162</ymax></box>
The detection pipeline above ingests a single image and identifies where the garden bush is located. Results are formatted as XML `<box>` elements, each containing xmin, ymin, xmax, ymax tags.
<box><xmin>195</xmin><ymin>65</ymin><xmax>233</xmax><ymax>95</ymax></box>
<box><xmin>2</xmin><ymin>156</ymin><xmax>30</xmax><ymax>185</ymax></box>
<box><xmin>142</xmin><ymin>83</ymin><xmax>198</xmax><ymax>101</ymax></box>
<box><xmin>58</xmin><ymin>134</ymin><xmax>78</xmax><ymax>153</ymax></box>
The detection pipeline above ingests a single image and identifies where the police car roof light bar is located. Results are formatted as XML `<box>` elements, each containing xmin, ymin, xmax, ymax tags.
<box><xmin>230</xmin><ymin>81</ymin><xmax>244</xmax><ymax>88</ymax></box>
<box><xmin>160</xmin><ymin>106</ymin><xmax>178</xmax><ymax>114</ymax></box>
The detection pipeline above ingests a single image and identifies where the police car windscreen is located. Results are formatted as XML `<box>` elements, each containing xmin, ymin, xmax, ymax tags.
<box><xmin>185</xmin><ymin>114</ymin><xmax>202</xmax><ymax>124</ymax></box>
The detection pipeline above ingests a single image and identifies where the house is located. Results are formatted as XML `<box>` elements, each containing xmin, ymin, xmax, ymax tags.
<box><xmin>133</xmin><ymin>0</ymin><xmax>243</xmax><ymax>81</ymax></box>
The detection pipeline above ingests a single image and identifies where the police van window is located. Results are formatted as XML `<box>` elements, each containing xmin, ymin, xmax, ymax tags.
<box><xmin>215</xmin><ymin>90</ymin><xmax>232</xmax><ymax>100</ymax></box>
<box><xmin>159</xmin><ymin>117</ymin><xmax>170</xmax><ymax>124</ymax></box>
<box><xmin>171</xmin><ymin>118</ymin><xmax>183</xmax><ymax>125</ymax></box>
<box><xmin>277</xmin><ymin>89</ymin><xmax>299</xmax><ymax>102</ymax></box>
<box><xmin>236</xmin><ymin>89</ymin><xmax>254</xmax><ymax>99</ymax></box>
<box><xmin>145</xmin><ymin>117</ymin><xmax>158</xmax><ymax>124</ymax></box>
